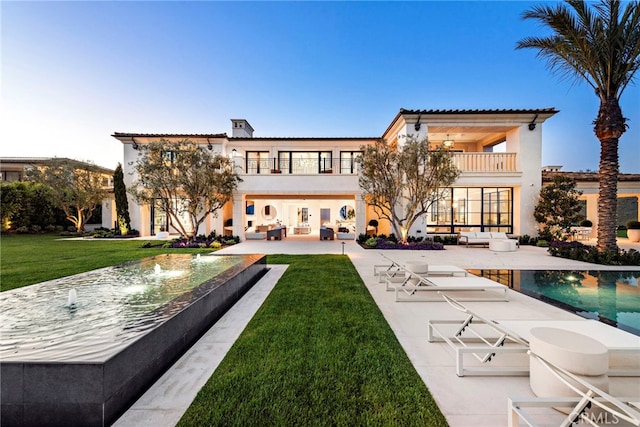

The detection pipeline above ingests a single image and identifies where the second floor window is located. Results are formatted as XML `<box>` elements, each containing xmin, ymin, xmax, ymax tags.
<box><xmin>340</xmin><ymin>151</ymin><xmax>362</xmax><ymax>174</ymax></box>
<box><xmin>246</xmin><ymin>151</ymin><xmax>270</xmax><ymax>174</ymax></box>
<box><xmin>278</xmin><ymin>151</ymin><xmax>333</xmax><ymax>174</ymax></box>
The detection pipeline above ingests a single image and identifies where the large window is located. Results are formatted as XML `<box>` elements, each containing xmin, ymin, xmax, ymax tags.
<box><xmin>278</xmin><ymin>151</ymin><xmax>333</xmax><ymax>174</ymax></box>
<box><xmin>427</xmin><ymin>187</ymin><xmax>513</xmax><ymax>233</ymax></box>
<box><xmin>340</xmin><ymin>151</ymin><xmax>362</xmax><ymax>174</ymax></box>
<box><xmin>246</xmin><ymin>151</ymin><xmax>271</xmax><ymax>174</ymax></box>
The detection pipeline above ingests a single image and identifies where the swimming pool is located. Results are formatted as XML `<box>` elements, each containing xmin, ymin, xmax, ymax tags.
<box><xmin>468</xmin><ymin>269</ymin><xmax>640</xmax><ymax>336</ymax></box>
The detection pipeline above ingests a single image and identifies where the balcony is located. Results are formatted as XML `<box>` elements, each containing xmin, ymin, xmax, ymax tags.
<box><xmin>240</xmin><ymin>158</ymin><xmax>360</xmax><ymax>175</ymax></box>
<box><xmin>452</xmin><ymin>153</ymin><xmax>517</xmax><ymax>172</ymax></box>
<box><xmin>235</xmin><ymin>152</ymin><xmax>517</xmax><ymax>175</ymax></box>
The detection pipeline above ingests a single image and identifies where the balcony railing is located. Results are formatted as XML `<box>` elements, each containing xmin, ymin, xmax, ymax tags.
<box><xmin>239</xmin><ymin>153</ymin><xmax>517</xmax><ymax>174</ymax></box>
<box><xmin>452</xmin><ymin>153</ymin><xmax>517</xmax><ymax>172</ymax></box>
<box><xmin>244</xmin><ymin>158</ymin><xmax>361</xmax><ymax>175</ymax></box>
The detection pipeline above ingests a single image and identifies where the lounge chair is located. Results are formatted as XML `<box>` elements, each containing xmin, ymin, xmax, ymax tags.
<box><xmin>428</xmin><ymin>294</ymin><xmax>640</xmax><ymax>377</ymax></box>
<box><xmin>385</xmin><ymin>269</ymin><xmax>509</xmax><ymax>302</ymax></box>
<box><xmin>373</xmin><ymin>253</ymin><xmax>468</xmax><ymax>283</ymax></box>
<box><xmin>508</xmin><ymin>351</ymin><xmax>640</xmax><ymax>427</ymax></box>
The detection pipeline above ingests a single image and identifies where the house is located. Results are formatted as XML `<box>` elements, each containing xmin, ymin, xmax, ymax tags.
<box><xmin>113</xmin><ymin>108</ymin><xmax>561</xmax><ymax>239</ymax></box>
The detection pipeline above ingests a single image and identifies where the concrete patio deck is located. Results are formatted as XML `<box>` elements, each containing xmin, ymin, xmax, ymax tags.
<box><xmin>115</xmin><ymin>235</ymin><xmax>640</xmax><ymax>427</ymax></box>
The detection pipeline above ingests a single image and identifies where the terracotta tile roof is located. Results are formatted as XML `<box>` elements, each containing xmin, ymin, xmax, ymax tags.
<box><xmin>112</xmin><ymin>132</ymin><xmax>228</xmax><ymax>138</ymax></box>
<box><xmin>399</xmin><ymin>108</ymin><xmax>559</xmax><ymax>115</ymax></box>
<box><xmin>229</xmin><ymin>136</ymin><xmax>377</xmax><ymax>141</ymax></box>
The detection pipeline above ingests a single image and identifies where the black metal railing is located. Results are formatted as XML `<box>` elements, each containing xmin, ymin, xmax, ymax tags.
<box><xmin>245</xmin><ymin>158</ymin><xmax>361</xmax><ymax>175</ymax></box>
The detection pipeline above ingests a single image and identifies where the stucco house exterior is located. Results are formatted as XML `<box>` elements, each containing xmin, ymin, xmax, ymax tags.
<box><xmin>113</xmin><ymin>108</ymin><xmax>560</xmax><ymax>239</ymax></box>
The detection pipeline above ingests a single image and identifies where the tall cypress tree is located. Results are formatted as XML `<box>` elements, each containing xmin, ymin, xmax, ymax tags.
<box><xmin>113</xmin><ymin>163</ymin><xmax>131</xmax><ymax>235</ymax></box>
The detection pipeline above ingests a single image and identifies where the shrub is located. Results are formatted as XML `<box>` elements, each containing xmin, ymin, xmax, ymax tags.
<box><xmin>357</xmin><ymin>233</ymin><xmax>368</xmax><ymax>244</ymax></box>
<box><xmin>626</xmin><ymin>220</ymin><xmax>640</xmax><ymax>230</ymax></box>
<box><xmin>141</xmin><ymin>242</ymin><xmax>152</xmax><ymax>248</ymax></box>
<box><xmin>365</xmin><ymin>237</ymin><xmax>379</xmax><ymax>247</ymax></box>
<box><xmin>536</xmin><ymin>240</ymin><xmax>549</xmax><ymax>247</ymax></box>
<box><xmin>518</xmin><ymin>235</ymin><xmax>538</xmax><ymax>246</ymax></box>
<box><xmin>210</xmin><ymin>241</ymin><xmax>222</xmax><ymax>249</ymax></box>
<box><xmin>548</xmin><ymin>241</ymin><xmax>640</xmax><ymax>265</ymax></box>
<box><xmin>31</xmin><ymin>225</ymin><xmax>42</xmax><ymax>233</ymax></box>
<box><xmin>16</xmin><ymin>226</ymin><xmax>30</xmax><ymax>234</ymax></box>
<box><xmin>45</xmin><ymin>225</ymin><xmax>57</xmax><ymax>233</ymax></box>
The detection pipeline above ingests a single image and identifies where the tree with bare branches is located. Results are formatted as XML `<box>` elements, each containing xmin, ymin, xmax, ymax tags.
<box><xmin>129</xmin><ymin>139</ymin><xmax>242</xmax><ymax>239</ymax></box>
<box><xmin>357</xmin><ymin>136</ymin><xmax>460</xmax><ymax>243</ymax></box>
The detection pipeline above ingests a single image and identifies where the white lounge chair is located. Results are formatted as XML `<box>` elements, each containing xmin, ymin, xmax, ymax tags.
<box><xmin>508</xmin><ymin>351</ymin><xmax>640</xmax><ymax>427</ymax></box>
<box><xmin>373</xmin><ymin>253</ymin><xmax>468</xmax><ymax>283</ymax></box>
<box><xmin>386</xmin><ymin>269</ymin><xmax>509</xmax><ymax>302</ymax></box>
<box><xmin>428</xmin><ymin>294</ymin><xmax>640</xmax><ymax>377</ymax></box>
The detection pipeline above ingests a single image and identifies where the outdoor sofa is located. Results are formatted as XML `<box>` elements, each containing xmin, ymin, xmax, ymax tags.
<box><xmin>458</xmin><ymin>231</ymin><xmax>519</xmax><ymax>248</ymax></box>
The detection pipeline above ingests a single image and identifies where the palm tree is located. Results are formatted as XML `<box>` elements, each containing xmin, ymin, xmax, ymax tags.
<box><xmin>517</xmin><ymin>0</ymin><xmax>640</xmax><ymax>252</ymax></box>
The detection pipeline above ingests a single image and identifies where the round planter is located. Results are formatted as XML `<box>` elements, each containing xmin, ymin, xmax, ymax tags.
<box><xmin>627</xmin><ymin>229</ymin><xmax>640</xmax><ymax>243</ymax></box>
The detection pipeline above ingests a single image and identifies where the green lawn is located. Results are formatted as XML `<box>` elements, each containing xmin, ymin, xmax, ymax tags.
<box><xmin>1</xmin><ymin>236</ymin><xmax>448</xmax><ymax>425</ymax></box>
<box><xmin>0</xmin><ymin>234</ymin><xmax>214</xmax><ymax>291</ymax></box>
<box><xmin>178</xmin><ymin>255</ymin><xmax>447</xmax><ymax>426</ymax></box>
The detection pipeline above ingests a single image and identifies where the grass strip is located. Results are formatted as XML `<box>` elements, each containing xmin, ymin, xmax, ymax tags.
<box><xmin>178</xmin><ymin>254</ymin><xmax>448</xmax><ymax>426</ymax></box>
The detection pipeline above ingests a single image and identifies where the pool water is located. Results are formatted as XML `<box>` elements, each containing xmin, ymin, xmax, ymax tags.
<box><xmin>468</xmin><ymin>269</ymin><xmax>640</xmax><ymax>336</ymax></box>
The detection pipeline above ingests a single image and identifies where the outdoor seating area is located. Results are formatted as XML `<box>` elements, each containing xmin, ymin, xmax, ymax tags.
<box><xmin>350</xmin><ymin>249</ymin><xmax>640</xmax><ymax>426</ymax></box>
<box><xmin>427</xmin><ymin>294</ymin><xmax>640</xmax><ymax>377</ymax></box>
<box><xmin>458</xmin><ymin>231</ymin><xmax>519</xmax><ymax>249</ymax></box>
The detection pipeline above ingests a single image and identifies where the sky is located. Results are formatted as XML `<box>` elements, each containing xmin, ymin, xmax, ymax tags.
<box><xmin>1</xmin><ymin>1</ymin><xmax>638</xmax><ymax>173</ymax></box>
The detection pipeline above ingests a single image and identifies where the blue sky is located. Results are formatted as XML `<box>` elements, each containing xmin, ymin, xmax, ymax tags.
<box><xmin>2</xmin><ymin>1</ymin><xmax>638</xmax><ymax>172</ymax></box>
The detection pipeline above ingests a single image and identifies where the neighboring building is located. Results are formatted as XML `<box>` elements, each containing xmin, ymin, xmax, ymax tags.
<box><xmin>113</xmin><ymin>108</ymin><xmax>561</xmax><ymax>239</ymax></box>
<box><xmin>542</xmin><ymin>169</ymin><xmax>640</xmax><ymax>238</ymax></box>
<box><xmin>0</xmin><ymin>157</ymin><xmax>116</xmax><ymax>229</ymax></box>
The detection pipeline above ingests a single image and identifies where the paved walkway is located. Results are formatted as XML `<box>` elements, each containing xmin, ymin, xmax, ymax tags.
<box><xmin>115</xmin><ymin>235</ymin><xmax>640</xmax><ymax>426</ymax></box>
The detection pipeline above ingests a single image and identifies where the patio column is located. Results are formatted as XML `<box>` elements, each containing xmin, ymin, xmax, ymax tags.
<box><xmin>356</xmin><ymin>194</ymin><xmax>366</xmax><ymax>236</ymax></box>
<box><xmin>232</xmin><ymin>192</ymin><xmax>246</xmax><ymax>238</ymax></box>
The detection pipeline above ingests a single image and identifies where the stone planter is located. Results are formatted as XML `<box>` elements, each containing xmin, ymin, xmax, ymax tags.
<box><xmin>627</xmin><ymin>229</ymin><xmax>640</xmax><ymax>243</ymax></box>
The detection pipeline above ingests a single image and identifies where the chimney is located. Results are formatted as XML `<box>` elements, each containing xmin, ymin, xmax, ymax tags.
<box><xmin>231</xmin><ymin>119</ymin><xmax>254</xmax><ymax>138</ymax></box>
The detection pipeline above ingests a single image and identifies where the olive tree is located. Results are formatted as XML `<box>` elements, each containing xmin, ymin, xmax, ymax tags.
<box><xmin>129</xmin><ymin>139</ymin><xmax>242</xmax><ymax>239</ymax></box>
<box><xmin>26</xmin><ymin>159</ymin><xmax>109</xmax><ymax>232</ymax></box>
<box><xmin>358</xmin><ymin>136</ymin><xmax>460</xmax><ymax>243</ymax></box>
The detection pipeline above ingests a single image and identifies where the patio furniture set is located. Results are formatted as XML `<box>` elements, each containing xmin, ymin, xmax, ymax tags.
<box><xmin>374</xmin><ymin>253</ymin><xmax>640</xmax><ymax>426</ymax></box>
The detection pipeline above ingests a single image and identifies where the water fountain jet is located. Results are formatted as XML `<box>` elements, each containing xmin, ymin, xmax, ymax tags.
<box><xmin>67</xmin><ymin>289</ymin><xmax>77</xmax><ymax>308</ymax></box>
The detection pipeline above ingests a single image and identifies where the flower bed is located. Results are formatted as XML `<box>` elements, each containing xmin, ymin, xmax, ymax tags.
<box><xmin>359</xmin><ymin>235</ymin><xmax>444</xmax><ymax>250</ymax></box>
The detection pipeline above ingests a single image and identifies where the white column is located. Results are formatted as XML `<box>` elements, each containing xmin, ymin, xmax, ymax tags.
<box><xmin>232</xmin><ymin>193</ymin><xmax>246</xmax><ymax>237</ymax></box>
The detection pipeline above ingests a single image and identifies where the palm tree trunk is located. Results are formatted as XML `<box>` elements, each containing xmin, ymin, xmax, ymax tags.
<box><xmin>594</xmin><ymin>97</ymin><xmax>625</xmax><ymax>252</ymax></box>
<box><xmin>597</xmin><ymin>139</ymin><xmax>619</xmax><ymax>251</ymax></box>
